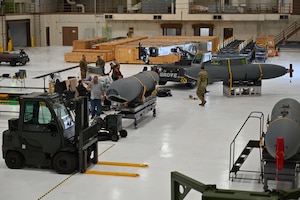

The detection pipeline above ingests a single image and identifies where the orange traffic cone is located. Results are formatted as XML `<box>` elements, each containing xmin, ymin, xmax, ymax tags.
<box><xmin>275</xmin><ymin>47</ymin><xmax>279</xmax><ymax>56</ymax></box>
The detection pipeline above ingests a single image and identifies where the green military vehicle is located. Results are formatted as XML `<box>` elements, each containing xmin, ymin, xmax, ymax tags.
<box><xmin>2</xmin><ymin>92</ymin><xmax>98</xmax><ymax>174</ymax></box>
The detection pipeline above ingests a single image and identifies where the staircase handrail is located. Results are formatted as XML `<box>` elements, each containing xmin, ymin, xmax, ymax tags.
<box><xmin>238</xmin><ymin>35</ymin><xmax>253</xmax><ymax>52</ymax></box>
<box><xmin>229</xmin><ymin>111</ymin><xmax>264</xmax><ymax>180</ymax></box>
<box><xmin>218</xmin><ymin>35</ymin><xmax>236</xmax><ymax>51</ymax></box>
<box><xmin>275</xmin><ymin>18</ymin><xmax>300</xmax><ymax>45</ymax></box>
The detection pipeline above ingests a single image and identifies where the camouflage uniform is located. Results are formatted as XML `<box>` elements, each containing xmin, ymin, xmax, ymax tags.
<box><xmin>79</xmin><ymin>57</ymin><xmax>88</xmax><ymax>79</ymax></box>
<box><xmin>196</xmin><ymin>68</ymin><xmax>209</xmax><ymax>106</ymax></box>
<box><xmin>96</xmin><ymin>56</ymin><xmax>105</xmax><ymax>74</ymax></box>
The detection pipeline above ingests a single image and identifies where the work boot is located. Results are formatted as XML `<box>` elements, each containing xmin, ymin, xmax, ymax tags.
<box><xmin>200</xmin><ymin>100</ymin><xmax>207</xmax><ymax>106</ymax></box>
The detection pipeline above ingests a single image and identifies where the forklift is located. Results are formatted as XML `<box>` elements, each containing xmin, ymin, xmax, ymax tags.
<box><xmin>2</xmin><ymin>92</ymin><xmax>98</xmax><ymax>174</ymax></box>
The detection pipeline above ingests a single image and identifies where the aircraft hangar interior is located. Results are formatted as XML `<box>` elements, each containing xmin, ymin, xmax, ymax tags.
<box><xmin>0</xmin><ymin>0</ymin><xmax>300</xmax><ymax>200</ymax></box>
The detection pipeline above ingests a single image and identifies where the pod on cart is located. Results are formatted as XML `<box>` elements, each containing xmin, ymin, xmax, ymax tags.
<box><xmin>106</xmin><ymin>71</ymin><xmax>159</xmax><ymax>104</ymax></box>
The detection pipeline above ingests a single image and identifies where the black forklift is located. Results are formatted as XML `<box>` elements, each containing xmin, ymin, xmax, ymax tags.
<box><xmin>2</xmin><ymin>92</ymin><xmax>98</xmax><ymax>174</ymax></box>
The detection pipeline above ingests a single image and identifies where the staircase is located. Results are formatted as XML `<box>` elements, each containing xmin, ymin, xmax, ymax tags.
<box><xmin>275</xmin><ymin>18</ymin><xmax>300</xmax><ymax>45</ymax></box>
<box><xmin>230</xmin><ymin>140</ymin><xmax>260</xmax><ymax>174</ymax></box>
<box><xmin>229</xmin><ymin>111</ymin><xmax>264</xmax><ymax>182</ymax></box>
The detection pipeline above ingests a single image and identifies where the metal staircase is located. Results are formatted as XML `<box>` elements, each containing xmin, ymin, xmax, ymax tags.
<box><xmin>230</xmin><ymin>140</ymin><xmax>260</xmax><ymax>173</ymax></box>
<box><xmin>229</xmin><ymin>111</ymin><xmax>264</xmax><ymax>182</ymax></box>
<box><xmin>275</xmin><ymin>18</ymin><xmax>300</xmax><ymax>45</ymax></box>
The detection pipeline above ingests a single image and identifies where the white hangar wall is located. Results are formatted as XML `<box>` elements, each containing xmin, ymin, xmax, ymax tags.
<box><xmin>2</xmin><ymin>14</ymin><xmax>299</xmax><ymax>47</ymax></box>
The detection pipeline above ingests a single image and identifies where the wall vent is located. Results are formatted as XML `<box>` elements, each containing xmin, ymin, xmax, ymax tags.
<box><xmin>105</xmin><ymin>15</ymin><xmax>113</xmax><ymax>19</ymax></box>
<box><xmin>153</xmin><ymin>15</ymin><xmax>162</xmax><ymax>20</ymax></box>
<box><xmin>279</xmin><ymin>15</ymin><xmax>289</xmax><ymax>20</ymax></box>
<box><xmin>213</xmin><ymin>15</ymin><xmax>222</xmax><ymax>20</ymax></box>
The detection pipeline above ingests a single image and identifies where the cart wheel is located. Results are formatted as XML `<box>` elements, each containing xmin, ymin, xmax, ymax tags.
<box><xmin>153</xmin><ymin>109</ymin><xmax>156</xmax><ymax>117</ymax></box>
<box><xmin>119</xmin><ymin>130</ymin><xmax>127</xmax><ymax>138</ymax></box>
<box><xmin>111</xmin><ymin>134</ymin><xmax>119</xmax><ymax>142</ymax></box>
<box><xmin>134</xmin><ymin>122</ymin><xmax>138</xmax><ymax>129</ymax></box>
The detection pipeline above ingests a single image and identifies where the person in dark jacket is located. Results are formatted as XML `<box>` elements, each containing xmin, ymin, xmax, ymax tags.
<box><xmin>76</xmin><ymin>80</ymin><xmax>89</xmax><ymax>98</ymax></box>
<box><xmin>111</xmin><ymin>63</ymin><xmax>123</xmax><ymax>81</ymax></box>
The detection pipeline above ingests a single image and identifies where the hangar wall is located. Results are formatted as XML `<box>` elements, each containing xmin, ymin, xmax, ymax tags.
<box><xmin>1</xmin><ymin>14</ymin><xmax>299</xmax><ymax>47</ymax></box>
<box><xmin>39</xmin><ymin>14</ymin><xmax>300</xmax><ymax>46</ymax></box>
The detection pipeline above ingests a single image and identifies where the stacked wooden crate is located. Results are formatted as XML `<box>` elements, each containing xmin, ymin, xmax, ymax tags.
<box><xmin>115</xmin><ymin>36</ymin><xmax>219</xmax><ymax>64</ymax></box>
<box><xmin>65</xmin><ymin>37</ymin><xmax>109</xmax><ymax>63</ymax></box>
<box><xmin>65</xmin><ymin>36</ymin><xmax>219</xmax><ymax>64</ymax></box>
<box><xmin>65</xmin><ymin>36</ymin><xmax>148</xmax><ymax>63</ymax></box>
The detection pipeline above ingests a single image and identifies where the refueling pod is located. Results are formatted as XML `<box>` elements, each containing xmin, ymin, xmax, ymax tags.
<box><xmin>265</xmin><ymin>98</ymin><xmax>300</xmax><ymax>160</ymax></box>
<box><xmin>106</xmin><ymin>71</ymin><xmax>159</xmax><ymax>104</ymax></box>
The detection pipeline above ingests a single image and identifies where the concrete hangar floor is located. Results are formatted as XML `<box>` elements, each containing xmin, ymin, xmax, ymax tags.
<box><xmin>0</xmin><ymin>46</ymin><xmax>299</xmax><ymax>200</ymax></box>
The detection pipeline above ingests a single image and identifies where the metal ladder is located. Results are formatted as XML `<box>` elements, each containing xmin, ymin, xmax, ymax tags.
<box><xmin>229</xmin><ymin>111</ymin><xmax>264</xmax><ymax>182</ymax></box>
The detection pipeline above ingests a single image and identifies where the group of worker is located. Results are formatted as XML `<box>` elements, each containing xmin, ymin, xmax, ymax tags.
<box><xmin>79</xmin><ymin>54</ymin><xmax>123</xmax><ymax>81</ymax></box>
<box><xmin>77</xmin><ymin>54</ymin><xmax>124</xmax><ymax>119</ymax></box>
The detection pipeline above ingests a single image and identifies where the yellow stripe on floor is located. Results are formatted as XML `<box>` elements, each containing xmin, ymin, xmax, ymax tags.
<box><xmin>85</xmin><ymin>170</ymin><xmax>139</xmax><ymax>177</ymax></box>
<box><xmin>97</xmin><ymin>161</ymin><xmax>149</xmax><ymax>168</ymax></box>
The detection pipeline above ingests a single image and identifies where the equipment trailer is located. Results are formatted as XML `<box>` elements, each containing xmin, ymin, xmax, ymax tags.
<box><xmin>2</xmin><ymin>92</ymin><xmax>98</xmax><ymax>174</ymax></box>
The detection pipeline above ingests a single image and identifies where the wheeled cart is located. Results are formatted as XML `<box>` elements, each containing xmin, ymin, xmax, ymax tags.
<box><xmin>92</xmin><ymin>114</ymin><xmax>127</xmax><ymax>142</ymax></box>
<box><xmin>119</xmin><ymin>94</ymin><xmax>157</xmax><ymax>128</ymax></box>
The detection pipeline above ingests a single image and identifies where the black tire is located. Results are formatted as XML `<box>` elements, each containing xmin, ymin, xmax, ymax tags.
<box><xmin>10</xmin><ymin>60</ymin><xmax>16</xmax><ymax>66</ymax></box>
<box><xmin>119</xmin><ymin>130</ymin><xmax>127</xmax><ymax>138</ymax></box>
<box><xmin>53</xmin><ymin>152</ymin><xmax>77</xmax><ymax>174</ymax></box>
<box><xmin>5</xmin><ymin>151</ymin><xmax>24</xmax><ymax>169</ymax></box>
<box><xmin>111</xmin><ymin>134</ymin><xmax>119</xmax><ymax>142</ymax></box>
<box><xmin>159</xmin><ymin>81</ymin><xmax>167</xmax><ymax>85</ymax></box>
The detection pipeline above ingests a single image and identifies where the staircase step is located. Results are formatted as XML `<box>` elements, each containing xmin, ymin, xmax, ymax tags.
<box><xmin>236</xmin><ymin>157</ymin><xmax>246</xmax><ymax>164</ymax></box>
<box><xmin>230</xmin><ymin>165</ymin><xmax>240</xmax><ymax>173</ymax></box>
<box><xmin>241</xmin><ymin>148</ymin><xmax>251</xmax><ymax>155</ymax></box>
<box><xmin>247</xmin><ymin>140</ymin><xmax>260</xmax><ymax>148</ymax></box>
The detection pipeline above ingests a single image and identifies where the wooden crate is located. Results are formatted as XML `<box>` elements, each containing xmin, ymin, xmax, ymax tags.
<box><xmin>73</xmin><ymin>37</ymin><xmax>107</xmax><ymax>50</ymax></box>
<box><xmin>115</xmin><ymin>46</ymin><xmax>144</xmax><ymax>64</ymax></box>
<box><xmin>267</xmin><ymin>47</ymin><xmax>275</xmax><ymax>57</ymax></box>
<box><xmin>115</xmin><ymin>45</ymin><xmax>181</xmax><ymax>64</ymax></box>
<box><xmin>64</xmin><ymin>50</ymin><xmax>113</xmax><ymax>63</ymax></box>
<box><xmin>149</xmin><ymin>54</ymin><xmax>181</xmax><ymax>64</ymax></box>
<box><xmin>256</xmin><ymin>35</ymin><xmax>275</xmax><ymax>48</ymax></box>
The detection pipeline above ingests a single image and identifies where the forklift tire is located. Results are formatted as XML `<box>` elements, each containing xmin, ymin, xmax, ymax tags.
<box><xmin>53</xmin><ymin>152</ymin><xmax>77</xmax><ymax>174</ymax></box>
<box><xmin>111</xmin><ymin>134</ymin><xmax>119</xmax><ymax>142</ymax></box>
<box><xmin>119</xmin><ymin>130</ymin><xmax>127</xmax><ymax>138</ymax></box>
<box><xmin>5</xmin><ymin>151</ymin><xmax>24</xmax><ymax>169</ymax></box>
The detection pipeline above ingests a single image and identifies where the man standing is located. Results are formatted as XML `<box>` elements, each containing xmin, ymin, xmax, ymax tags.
<box><xmin>196</xmin><ymin>66</ymin><xmax>209</xmax><ymax>106</ymax></box>
<box><xmin>95</xmin><ymin>55</ymin><xmax>105</xmax><ymax>75</ymax></box>
<box><xmin>79</xmin><ymin>54</ymin><xmax>88</xmax><ymax>80</ymax></box>
<box><xmin>88</xmin><ymin>76</ymin><xmax>105</xmax><ymax>119</ymax></box>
